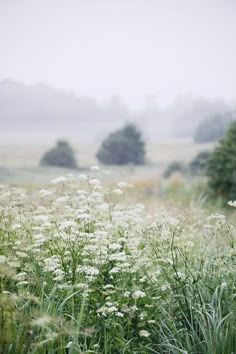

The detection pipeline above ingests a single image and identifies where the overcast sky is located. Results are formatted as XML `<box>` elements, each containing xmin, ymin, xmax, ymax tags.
<box><xmin>0</xmin><ymin>0</ymin><xmax>236</xmax><ymax>108</ymax></box>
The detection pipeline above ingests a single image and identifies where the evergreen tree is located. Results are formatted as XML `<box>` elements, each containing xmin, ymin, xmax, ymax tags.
<box><xmin>96</xmin><ymin>124</ymin><xmax>145</xmax><ymax>165</ymax></box>
<box><xmin>40</xmin><ymin>140</ymin><xmax>77</xmax><ymax>169</ymax></box>
<box><xmin>206</xmin><ymin>122</ymin><xmax>236</xmax><ymax>200</ymax></box>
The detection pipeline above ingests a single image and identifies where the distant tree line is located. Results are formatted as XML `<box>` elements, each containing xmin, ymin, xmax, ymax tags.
<box><xmin>1</xmin><ymin>80</ymin><xmax>232</xmax><ymax>141</ymax></box>
<box><xmin>193</xmin><ymin>111</ymin><xmax>233</xmax><ymax>143</ymax></box>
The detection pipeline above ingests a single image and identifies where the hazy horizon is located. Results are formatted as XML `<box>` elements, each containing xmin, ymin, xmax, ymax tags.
<box><xmin>1</xmin><ymin>0</ymin><xmax>236</xmax><ymax>110</ymax></box>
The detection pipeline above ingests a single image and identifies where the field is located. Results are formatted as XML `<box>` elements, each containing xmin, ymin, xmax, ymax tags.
<box><xmin>0</xmin><ymin>137</ymin><xmax>212</xmax><ymax>187</ymax></box>
<box><xmin>0</xmin><ymin>138</ymin><xmax>236</xmax><ymax>353</ymax></box>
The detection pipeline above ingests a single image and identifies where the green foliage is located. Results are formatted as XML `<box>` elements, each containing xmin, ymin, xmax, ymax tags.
<box><xmin>189</xmin><ymin>150</ymin><xmax>210</xmax><ymax>174</ymax></box>
<box><xmin>145</xmin><ymin>216</ymin><xmax>236</xmax><ymax>354</ymax></box>
<box><xmin>163</xmin><ymin>161</ymin><xmax>186</xmax><ymax>178</ymax></box>
<box><xmin>96</xmin><ymin>124</ymin><xmax>145</xmax><ymax>165</ymax></box>
<box><xmin>206</xmin><ymin>121</ymin><xmax>236</xmax><ymax>201</ymax></box>
<box><xmin>40</xmin><ymin>140</ymin><xmax>77</xmax><ymax>169</ymax></box>
<box><xmin>194</xmin><ymin>112</ymin><xmax>232</xmax><ymax>143</ymax></box>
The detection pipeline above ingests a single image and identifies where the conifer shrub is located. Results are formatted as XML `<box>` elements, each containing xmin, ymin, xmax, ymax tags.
<box><xmin>40</xmin><ymin>140</ymin><xmax>77</xmax><ymax>169</ymax></box>
<box><xmin>96</xmin><ymin>124</ymin><xmax>145</xmax><ymax>165</ymax></box>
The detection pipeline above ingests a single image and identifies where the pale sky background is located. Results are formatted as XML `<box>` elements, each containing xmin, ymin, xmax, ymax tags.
<box><xmin>0</xmin><ymin>0</ymin><xmax>236</xmax><ymax>109</ymax></box>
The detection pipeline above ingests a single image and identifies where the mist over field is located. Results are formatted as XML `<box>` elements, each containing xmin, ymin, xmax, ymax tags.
<box><xmin>0</xmin><ymin>0</ymin><xmax>236</xmax><ymax>145</ymax></box>
<box><xmin>0</xmin><ymin>79</ymin><xmax>231</xmax><ymax>143</ymax></box>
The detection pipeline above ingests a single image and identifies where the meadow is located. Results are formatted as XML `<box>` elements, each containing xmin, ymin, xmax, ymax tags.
<box><xmin>0</xmin><ymin>139</ymin><xmax>235</xmax><ymax>353</ymax></box>
<box><xmin>0</xmin><ymin>137</ymin><xmax>212</xmax><ymax>186</ymax></box>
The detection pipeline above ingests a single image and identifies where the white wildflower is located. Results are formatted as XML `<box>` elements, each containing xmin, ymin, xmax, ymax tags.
<box><xmin>96</xmin><ymin>203</ymin><xmax>109</xmax><ymax>211</ymax></box>
<box><xmin>56</xmin><ymin>196</ymin><xmax>70</xmax><ymax>203</ymax></box>
<box><xmin>66</xmin><ymin>342</ymin><xmax>73</xmax><ymax>349</ymax></box>
<box><xmin>109</xmin><ymin>267</ymin><xmax>120</xmax><ymax>274</ymax></box>
<box><xmin>91</xmin><ymin>191</ymin><xmax>103</xmax><ymax>198</ymax></box>
<box><xmin>38</xmin><ymin>189</ymin><xmax>53</xmax><ymax>197</ymax></box>
<box><xmin>103</xmin><ymin>284</ymin><xmax>115</xmax><ymax>289</ymax></box>
<box><xmin>117</xmin><ymin>182</ymin><xmax>128</xmax><ymax>188</ymax></box>
<box><xmin>112</xmin><ymin>189</ymin><xmax>123</xmax><ymax>196</ymax></box>
<box><xmin>107</xmin><ymin>306</ymin><xmax>118</xmax><ymax>313</ymax></box>
<box><xmin>135</xmin><ymin>203</ymin><xmax>145</xmax><ymax>211</ymax></box>
<box><xmin>33</xmin><ymin>233</ymin><xmax>46</xmax><ymax>244</ymax></box>
<box><xmin>90</xmin><ymin>165</ymin><xmax>100</xmax><ymax>171</ymax></box>
<box><xmin>0</xmin><ymin>255</ymin><xmax>7</xmax><ymax>264</ymax></box>
<box><xmin>96</xmin><ymin>306</ymin><xmax>107</xmax><ymax>315</ymax></box>
<box><xmin>203</xmin><ymin>224</ymin><xmax>213</xmax><ymax>229</ymax></box>
<box><xmin>140</xmin><ymin>311</ymin><xmax>147</xmax><ymax>319</ymax></box>
<box><xmin>89</xmin><ymin>179</ymin><xmax>101</xmax><ymax>186</ymax></box>
<box><xmin>109</xmin><ymin>252</ymin><xmax>127</xmax><ymax>262</ymax></box>
<box><xmin>34</xmin><ymin>215</ymin><xmax>49</xmax><ymax>223</ymax></box>
<box><xmin>109</xmin><ymin>243</ymin><xmax>122</xmax><ymax>251</ymax></box>
<box><xmin>12</xmin><ymin>223</ymin><xmax>22</xmax><ymax>230</ymax></box>
<box><xmin>59</xmin><ymin>220</ymin><xmax>77</xmax><ymax>230</ymax></box>
<box><xmin>77</xmin><ymin>189</ymin><xmax>88</xmax><ymax>195</ymax></box>
<box><xmin>185</xmin><ymin>241</ymin><xmax>194</xmax><ymax>248</ymax></box>
<box><xmin>16</xmin><ymin>281</ymin><xmax>29</xmax><ymax>286</ymax></box>
<box><xmin>139</xmin><ymin>330</ymin><xmax>150</xmax><ymax>337</ymax></box>
<box><xmin>15</xmin><ymin>251</ymin><xmax>27</xmax><ymax>258</ymax></box>
<box><xmin>78</xmin><ymin>174</ymin><xmax>88</xmax><ymax>182</ymax></box>
<box><xmin>77</xmin><ymin>266</ymin><xmax>99</xmax><ymax>276</ymax></box>
<box><xmin>116</xmin><ymin>312</ymin><xmax>124</xmax><ymax>317</ymax></box>
<box><xmin>207</xmin><ymin>214</ymin><xmax>225</xmax><ymax>222</ymax></box>
<box><xmin>228</xmin><ymin>200</ymin><xmax>236</xmax><ymax>208</ymax></box>
<box><xmin>77</xmin><ymin>213</ymin><xmax>91</xmax><ymax>221</ymax></box>
<box><xmin>50</xmin><ymin>176</ymin><xmax>67</xmax><ymax>185</ymax></box>
<box><xmin>123</xmin><ymin>291</ymin><xmax>130</xmax><ymax>298</ymax></box>
<box><xmin>132</xmin><ymin>290</ymin><xmax>146</xmax><ymax>299</ymax></box>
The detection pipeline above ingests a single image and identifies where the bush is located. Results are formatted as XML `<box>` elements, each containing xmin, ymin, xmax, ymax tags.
<box><xmin>163</xmin><ymin>161</ymin><xmax>186</xmax><ymax>178</ymax></box>
<box><xmin>189</xmin><ymin>150</ymin><xmax>210</xmax><ymax>174</ymax></box>
<box><xmin>96</xmin><ymin>123</ymin><xmax>145</xmax><ymax>165</ymax></box>
<box><xmin>40</xmin><ymin>140</ymin><xmax>77</xmax><ymax>169</ymax></box>
<box><xmin>206</xmin><ymin>121</ymin><xmax>236</xmax><ymax>201</ymax></box>
<box><xmin>194</xmin><ymin>112</ymin><xmax>232</xmax><ymax>143</ymax></box>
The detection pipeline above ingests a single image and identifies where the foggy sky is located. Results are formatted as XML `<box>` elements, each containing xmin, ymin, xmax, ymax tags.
<box><xmin>0</xmin><ymin>0</ymin><xmax>236</xmax><ymax>109</ymax></box>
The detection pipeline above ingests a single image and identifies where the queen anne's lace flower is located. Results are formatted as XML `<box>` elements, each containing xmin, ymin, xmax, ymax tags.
<box><xmin>132</xmin><ymin>290</ymin><xmax>146</xmax><ymax>299</ymax></box>
<box><xmin>50</xmin><ymin>176</ymin><xmax>67</xmax><ymax>184</ymax></box>
<box><xmin>139</xmin><ymin>330</ymin><xmax>150</xmax><ymax>337</ymax></box>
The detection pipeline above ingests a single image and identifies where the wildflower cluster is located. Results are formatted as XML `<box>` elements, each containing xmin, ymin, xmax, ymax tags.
<box><xmin>0</xmin><ymin>176</ymin><xmax>236</xmax><ymax>353</ymax></box>
<box><xmin>0</xmin><ymin>172</ymin><xmax>154</xmax><ymax>352</ymax></box>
